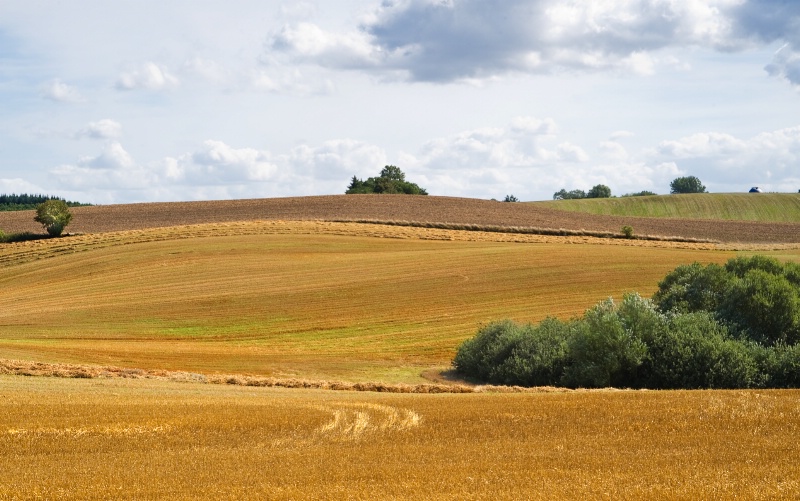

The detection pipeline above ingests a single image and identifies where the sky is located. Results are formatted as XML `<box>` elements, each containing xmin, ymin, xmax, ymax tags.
<box><xmin>1</xmin><ymin>0</ymin><xmax>800</xmax><ymax>204</ymax></box>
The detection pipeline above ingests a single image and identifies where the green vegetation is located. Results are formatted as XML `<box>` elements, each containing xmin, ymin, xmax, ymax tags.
<box><xmin>622</xmin><ymin>190</ymin><xmax>657</xmax><ymax>197</ymax></box>
<box><xmin>33</xmin><ymin>199</ymin><xmax>73</xmax><ymax>236</ymax></box>
<box><xmin>346</xmin><ymin>165</ymin><xmax>428</xmax><ymax>195</ymax></box>
<box><xmin>0</xmin><ymin>193</ymin><xmax>88</xmax><ymax>212</ymax></box>
<box><xmin>670</xmin><ymin>175</ymin><xmax>707</xmax><ymax>194</ymax></box>
<box><xmin>621</xmin><ymin>225</ymin><xmax>634</xmax><ymax>239</ymax></box>
<box><xmin>454</xmin><ymin>255</ymin><xmax>800</xmax><ymax>389</ymax></box>
<box><xmin>553</xmin><ymin>184</ymin><xmax>612</xmax><ymax>200</ymax></box>
<box><xmin>503</xmin><ymin>194</ymin><xmax>519</xmax><ymax>202</ymax></box>
<box><xmin>535</xmin><ymin>193</ymin><xmax>800</xmax><ymax>222</ymax></box>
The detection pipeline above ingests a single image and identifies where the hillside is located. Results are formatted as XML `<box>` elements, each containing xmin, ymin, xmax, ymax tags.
<box><xmin>536</xmin><ymin>193</ymin><xmax>800</xmax><ymax>222</ymax></box>
<box><xmin>1</xmin><ymin>194</ymin><xmax>799</xmax><ymax>244</ymax></box>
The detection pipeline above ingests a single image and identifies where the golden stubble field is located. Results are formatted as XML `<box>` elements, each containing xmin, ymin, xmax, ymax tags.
<box><xmin>3</xmin><ymin>217</ymin><xmax>800</xmax><ymax>499</ymax></box>
<box><xmin>2</xmin><ymin>376</ymin><xmax>800</xmax><ymax>500</ymax></box>
<box><xmin>0</xmin><ymin>220</ymin><xmax>755</xmax><ymax>382</ymax></box>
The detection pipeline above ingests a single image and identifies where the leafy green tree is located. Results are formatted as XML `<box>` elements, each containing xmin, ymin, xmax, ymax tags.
<box><xmin>587</xmin><ymin>184</ymin><xmax>612</xmax><ymax>198</ymax></box>
<box><xmin>34</xmin><ymin>199</ymin><xmax>73</xmax><ymax>237</ymax></box>
<box><xmin>345</xmin><ymin>166</ymin><xmax>428</xmax><ymax>195</ymax></box>
<box><xmin>622</xmin><ymin>191</ymin><xmax>657</xmax><ymax>197</ymax></box>
<box><xmin>503</xmin><ymin>194</ymin><xmax>519</xmax><ymax>202</ymax></box>
<box><xmin>670</xmin><ymin>176</ymin><xmax>706</xmax><ymax>194</ymax></box>
<box><xmin>552</xmin><ymin>188</ymin><xmax>587</xmax><ymax>200</ymax></box>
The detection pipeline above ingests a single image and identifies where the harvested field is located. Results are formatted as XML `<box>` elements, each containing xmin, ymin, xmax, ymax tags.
<box><xmin>1</xmin><ymin>376</ymin><xmax>798</xmax><ymax>500</ymax></box>
<box><xmin>1</xmin><ymin>195</ymin><xmax>799</xmax><ymax>244</ymax></box>
<box><xmin>0</xmin><ymin>221</ymin><xmax>750</xmax><ymax>382</ymax></box>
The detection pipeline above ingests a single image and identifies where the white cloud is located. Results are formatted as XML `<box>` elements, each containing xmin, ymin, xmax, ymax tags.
<box><xmin>41</xmin><ymin>79</ymin><xmax>84</xmax><ymax>103</ymax></box>
<box><xmin>77</xmin><ymin>141</ymin><xmax>135</xmax><ymax>169</ymax></box>
<box><xmin>0</xmin><ymin>177</ymin><xmax>46</xmax><ymax>194</ymax></box>
<box><xmin>653</xmin><ymin>126</ymin><xmax>800</xmax><ymax>190</ymax></box>
<box><xmin>116</xmin><ymin>62</ymin><xmax>179</xmax><ymax>91</ymax></box>
<box><xmin>76</xmin><ymin>119</ymin><xmax>122</xmax><ymax>140</ymax></box>
<box><xmin>263</xmin><ymin>0</ymin><xmax>800</xmax><ymax>85</ymax></box>
<box><xmin>268</xmin><ymin>22</ymin><xmax>379</xmax><ymax>70</ymax></box>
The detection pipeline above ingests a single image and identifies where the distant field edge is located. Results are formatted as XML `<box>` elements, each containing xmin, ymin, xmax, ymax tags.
<box><xmin>0</xmin><ymin>358</ymin><xmax>585</xmax><ymax>394</ymax></box>
<box><xmin>535</xmin><ymin>193</ymin><xmax>800</xmax><ymax>222</ymax></box>
<box><xmin>2</xmin><ymin>194</ymin><xmax>799</xmax><ymax>244</ymax></box>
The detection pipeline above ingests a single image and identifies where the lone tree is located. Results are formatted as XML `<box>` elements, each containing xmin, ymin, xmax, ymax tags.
<box><xmin>34</xmin><ymin>199</ymin><xmax>73</xmax><ymax>236</ymax></box>
<box><xmin>670</xmin><ymin>176</ymin><xmax>707</xmax><ymax>194</ymax></box>
<box><xmin>346</xmin><ymin>166</ymin><xmax>428</xmax><ymax>195</ymax></box>
<box><xmin>587</xmin><ymin>184</ymin><xmax>612</xmax><ymax>198</ymax></box>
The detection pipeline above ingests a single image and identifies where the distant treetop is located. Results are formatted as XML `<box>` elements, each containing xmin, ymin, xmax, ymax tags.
<box><xmin>670</xmin><ymin>176</ymin><xmax>707</xmax><ymax>194</ymax></box>
<box><xmin>346</xmin><ymin>166</ymin><xmax>428</xmax><ymax>195</ymax></box>
<box><xmin>0</xmin><ymin>194</ymin><xmax>90</xmax><ymax>212</ymax></box>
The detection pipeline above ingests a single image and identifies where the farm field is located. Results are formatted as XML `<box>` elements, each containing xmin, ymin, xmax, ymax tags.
<box><xmin>536</xmin><ymin>192</ymin><xmax>800</xmax><ymax>222</ymax></box>
<box><xmin>0</xmin><ymin>220</ymin><xmax>753</xmax><ymax>383</ymax></box>
<box><xmin>2</xmin><ymin>376</ymin><xmax>799</xmax><ymax>500</ymax></box>
<box><xmin>2</xmin><ymin>195</ymin><xmax>800</xmax><ymax>498</ymax></box>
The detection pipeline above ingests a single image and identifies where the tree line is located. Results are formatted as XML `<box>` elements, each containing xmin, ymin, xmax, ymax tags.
<box><xmin>454</xmin><ymin>255</ymin><xmax>800</xmax><ymax>389</ymax></box>
<box><xmin>0</xmin><ymin>193</ymin><xmax>88</xmax><ymax>211</ymax></box>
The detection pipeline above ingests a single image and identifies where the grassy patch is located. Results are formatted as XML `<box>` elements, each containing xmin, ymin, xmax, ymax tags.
<box><xmin>536</xmin><ymin>193</ymin><xmax>800</xmax><ymax>221</ymax></box>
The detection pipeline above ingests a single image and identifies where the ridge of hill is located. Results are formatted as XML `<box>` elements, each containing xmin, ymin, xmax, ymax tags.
<box><xmin>535</xmin><ymin>193</ymin><xmax>800</xmax><ymax>222</ymax></box>
<box><xmin>0</xmin><ymin>194</ymin><xmax>799</xmax><ymax>244</ymax></box>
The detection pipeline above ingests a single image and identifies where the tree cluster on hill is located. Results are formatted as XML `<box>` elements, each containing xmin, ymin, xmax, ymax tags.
<box><xmin>454</xmin><ymin>255</ymin><xmax>800</xmax><ymax>389</ymax></box>
<box><xmin>553</xmin><ymin>184</ymin><xmax>612</xmax><ymax>200</ymax></box>
<box><xmin>346</xmin><ymin>166</ymin><xmax>428</xmax><ymax>195</ymax></box>
<box><xmin>621</xmin><ymin>191</ymin><xmax>657</xmax><ymax>197</ymax></box>
<box><xmin>0</xmin><ymin>193</ymin><xmax>88</xmax><ymax>212</ymax></box>
<box><xmin>670</xmin><ymin>176</ymin><xmax>706</xmax><ymax>194</ymax></box>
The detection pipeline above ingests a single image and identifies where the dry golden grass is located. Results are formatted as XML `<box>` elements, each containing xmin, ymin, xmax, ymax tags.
<box><xmin>0</xmin><ymin>220</ymin><xmax>756</xmax><ymax>383</ymax></box>
<box><xmin>1</xmin><ymin>375</ymin><xmax>798</xmax><ymax>500</ymax></box>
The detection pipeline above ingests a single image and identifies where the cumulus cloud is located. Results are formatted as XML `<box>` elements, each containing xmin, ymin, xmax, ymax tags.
<box><xmin>265</xmin><ymin>0</ymin><xmax>800</xmax><ymax>85</ymax></box>
<box><xmin>652</xmin><ymin>126</ymin><xmax>800</xmax><ymax>190</ymax></box>
<box><xmin>41</xmin><ymin>79</ymin><xmax>84</xmax><ymax>102</ymax></box>
<box><xmin>76</xmin><ymin>119</ymin><xmax>122</xmax><ymax>140</ymax></box>
<box><xmin>116</xmin><ymin>62</ymin><xmax>179</xmax><ymax>91</ymax></box>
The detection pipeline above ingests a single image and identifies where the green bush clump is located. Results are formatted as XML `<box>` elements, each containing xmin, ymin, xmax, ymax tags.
<box><xmin>453</xmin><ymin>255</ymin><xmax>800</xmax><ymax>389</ymax></box>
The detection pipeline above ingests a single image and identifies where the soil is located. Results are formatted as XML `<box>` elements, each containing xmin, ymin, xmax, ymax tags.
<box><xmin>1</xmin><ymin>194</ymin><xmax>799</xmax><ymax>244</ymax></box>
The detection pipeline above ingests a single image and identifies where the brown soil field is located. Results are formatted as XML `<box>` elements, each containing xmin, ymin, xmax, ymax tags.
<box><xmin>2</xmin><ymin>194</ymin><xmax>799</xmax><ymax>244</ymax></box>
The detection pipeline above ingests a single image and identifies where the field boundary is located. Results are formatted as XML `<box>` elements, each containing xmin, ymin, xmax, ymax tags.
<box><xmin>0</xmin><ymin>358</ymin><xmax>585</xmax><ymax>394</ymax></box>
<box><xmin>329</xmin><ymin>218</ymin><xmax>721</xmax><ymax>244</ymax></box>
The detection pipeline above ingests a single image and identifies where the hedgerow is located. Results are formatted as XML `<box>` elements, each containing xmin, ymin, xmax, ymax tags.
<box><xmin>454</xmin><ymin>256</ymin><xmax>800</xmax><ymax>389</ymax></box>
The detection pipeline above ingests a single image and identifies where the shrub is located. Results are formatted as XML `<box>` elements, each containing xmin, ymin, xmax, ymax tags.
<box><xmin>452</xmin><ymin>320</ymin><xmax>525</xmax><ymax>383</ymax></box>
<box><xmin>34</xmin><ymin>199</ymin><xmax>73</xmax><ymax>236</ymax></box>
<box><xmin>719</xmin><ymin>270</ymin><xmax>800</xmax><ymax>346</ymax></box>
<box><xmin>641</xmin><ymin>312</ymin><xmax>761</xmax><ymax>389</ymax></box>
<box><xmin>652</xmin><ymin>262</ymin><xmax>732</xmax><ymax>314</ymax></box>
<box><xmin>621</xmin><ymin>225</ymin><xmax>634</xmax><ymax>239</ymax></box>
<box><xmin>561</xmin><ymin>297</ymin><xmax>647</xmax><ymax>388</ymax></box>
<box><xmin>499</xmin><ymin>318</ymin><xmax>574</xmax><ymax>386</ymax></box>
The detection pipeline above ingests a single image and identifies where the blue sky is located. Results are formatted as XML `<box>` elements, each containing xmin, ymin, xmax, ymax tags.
<box><xmin>1</xmin><ymin>0</ymin><xmax>800</xmax><ymax>204</ymax></box>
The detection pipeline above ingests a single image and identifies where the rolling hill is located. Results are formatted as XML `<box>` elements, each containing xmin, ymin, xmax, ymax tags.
<box><xmin>1</xmin><ymin>194</ymin><xmax>799</xmax><ymax>244</ymax></box>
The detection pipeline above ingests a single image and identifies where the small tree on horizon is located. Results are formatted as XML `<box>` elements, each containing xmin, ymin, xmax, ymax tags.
<box><xmin>34</xmin><ymin>199</ymin><xmax>73</xmax><ymax>237</ymax></box>
<box><xmin>587</xmin><ymin>184</ymin><xmax>612</xmax><ymax>198</ymax></box>
<box><xmin>670</xmin><ymin>176</ymin><xmax>707</xmax><ymax>194</ymax></box>
<box><xmin>345</xmin><ymin>166</ymin><xmax>428</xmax><ymax>195</ymax></box>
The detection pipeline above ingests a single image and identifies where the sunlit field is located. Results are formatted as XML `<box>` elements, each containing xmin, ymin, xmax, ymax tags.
<box><xmin>3</xmin><ymin>219</ymin><xmax>800</xmax><ymax>499</ymax></box>
<box><xmin>1</xmin><ymin>376</ymin><xmax>798</xmax><ymax>500</ymax></box>
<box><xmin>0</xmin><ymin>221</ymin><xmax>744</xmax><ymax>382</ymax></box>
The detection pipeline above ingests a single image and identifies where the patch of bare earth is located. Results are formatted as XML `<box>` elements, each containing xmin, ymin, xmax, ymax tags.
<box><xmin>1</xmin><ymin>195</ymin><xmax>799</xmax><ymax>244</ymax></box>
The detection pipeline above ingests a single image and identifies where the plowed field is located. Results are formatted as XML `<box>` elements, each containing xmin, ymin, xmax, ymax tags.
<box><xmin>2</xmin><ymin>195</ymin><xmax>799</xmax><ymax>244</ymax></box>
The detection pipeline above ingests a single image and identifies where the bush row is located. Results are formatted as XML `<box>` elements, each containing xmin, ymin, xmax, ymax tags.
<box><xmin>454</xmin><ymin>256</ymin><xmax>800</xmax><ymax>389</ymax></box>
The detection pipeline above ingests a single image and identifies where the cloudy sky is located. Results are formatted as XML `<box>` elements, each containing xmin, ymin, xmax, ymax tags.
<box><xmin>2</xmin><ymin>0</ymin><xmax>800</xmax><ymax>204</ymax></box>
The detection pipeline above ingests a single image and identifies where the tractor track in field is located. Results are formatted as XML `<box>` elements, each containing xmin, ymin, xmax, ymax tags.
<box><xmin>1</xmin><ymin>195</ymin><xmax>799</xmax><ymax>245</ymax></box>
